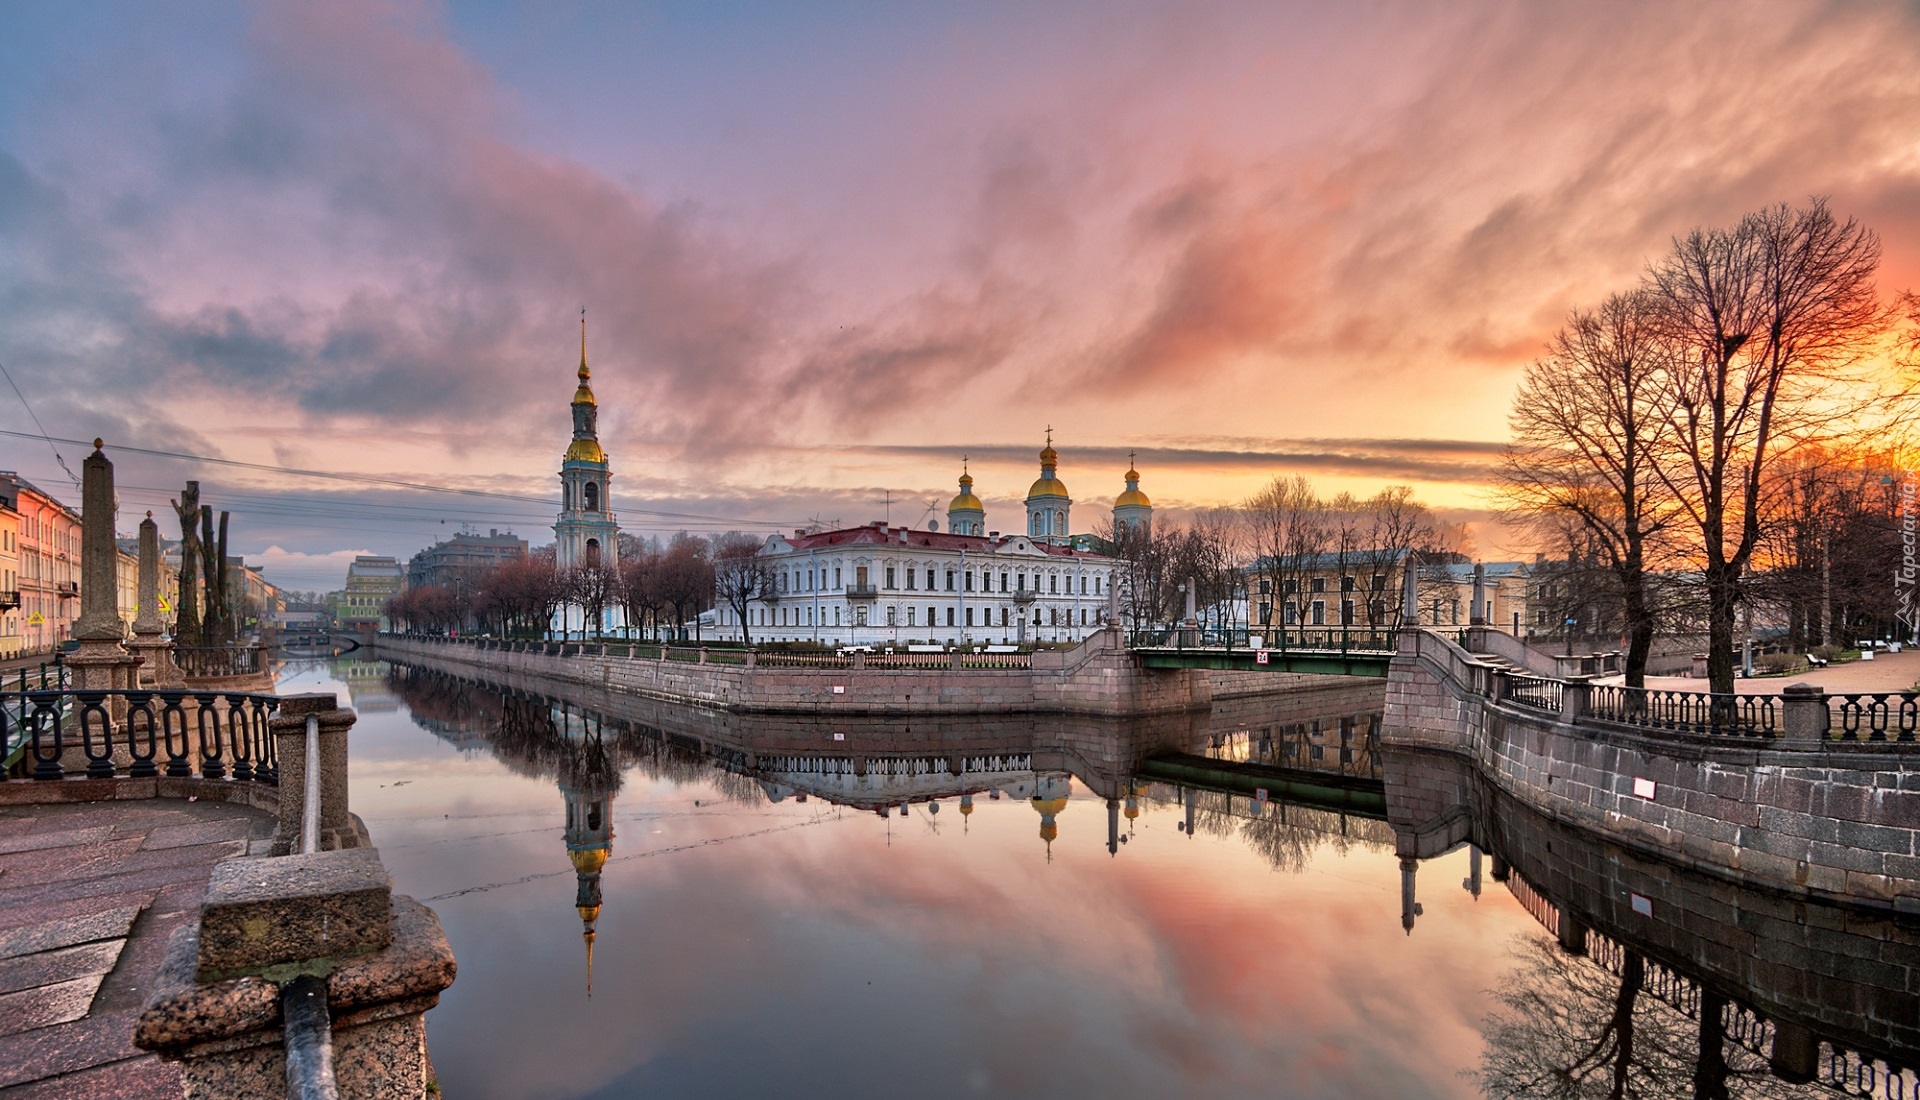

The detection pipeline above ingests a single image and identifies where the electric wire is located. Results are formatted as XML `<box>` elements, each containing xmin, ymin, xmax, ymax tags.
<box><xmin>0</xmin><ymin>360</ymin><xmax>79</xmax><ymax>488</ymax></box>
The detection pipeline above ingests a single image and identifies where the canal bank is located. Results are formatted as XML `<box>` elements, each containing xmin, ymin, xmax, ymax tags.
<box><xmin>1385</xmin><ymin>628</ymin><xmax>1920</xmax><ymax>911</ymax></box>
<box><xmin>371</xmin><ymin>628</ymin><xmax>1355</xmax><ymax>718</ymax></box>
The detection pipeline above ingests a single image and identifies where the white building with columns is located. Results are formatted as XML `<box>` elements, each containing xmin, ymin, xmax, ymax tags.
<box><xmin>712</xmin><ymin>443</ymin><xmax>1151</xmax><ymax>647</ymax></box>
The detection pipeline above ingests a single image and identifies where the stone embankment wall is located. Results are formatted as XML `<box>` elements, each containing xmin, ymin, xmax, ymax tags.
<box><xmin>1384</xmin><ymin>747</ymin><xmax>1919</xmax><ymax>1068</ymax></box>
<box><xmin>371</xmin><ymin>632</ymin><xmax>1346</xmax><ymax>718</ymax></box>
<box><xmin>1384</xmin><ymin>629</ymin><xmax>1920</xmax><ymax>911</ymax></box>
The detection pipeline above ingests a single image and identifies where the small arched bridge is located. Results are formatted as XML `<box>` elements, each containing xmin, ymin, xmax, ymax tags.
<box><xmin>1128</xmin><ymin>628</ymin><xmax>1400</xmax><ymax>678</ymax></box>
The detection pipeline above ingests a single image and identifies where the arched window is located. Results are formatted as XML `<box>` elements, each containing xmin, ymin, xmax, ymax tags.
<box><xmin>585</xmin><ymin>538</ymin><xmax>601</xmax><ymax>567</ymax></box>
<box><xmin>585</xmin><ymin>482</ymin><xmax>599</xmax><ymax>511</ymax></box>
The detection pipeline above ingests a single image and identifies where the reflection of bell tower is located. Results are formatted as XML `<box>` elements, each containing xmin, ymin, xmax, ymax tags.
<box><xmin>559</xmin><ymin>711</ymin><xmax>617</xmax><ymax>996</ymax></box>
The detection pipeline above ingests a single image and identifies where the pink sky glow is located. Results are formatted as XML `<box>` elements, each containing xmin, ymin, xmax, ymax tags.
<box><xmin>2</xmin><ymin>0</ymin><xmax>1918</xmax><ymax>587</ymax></box>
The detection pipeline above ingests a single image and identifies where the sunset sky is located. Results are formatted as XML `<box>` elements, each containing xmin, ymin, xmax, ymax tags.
<box><xmin>3</xmin><ymin>0</ymin><xmax>1919</xmax><ymax>590</ymax></box>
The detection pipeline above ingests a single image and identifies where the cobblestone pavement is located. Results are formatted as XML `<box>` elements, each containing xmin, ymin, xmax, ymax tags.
<box><xmin>0</xmin><ymin>797</ymin><xmax>275</xmax><ymax>1098</ymax></box>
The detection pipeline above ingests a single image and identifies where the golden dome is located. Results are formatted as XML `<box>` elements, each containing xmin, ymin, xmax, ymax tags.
<box><xmin>1027</xmin><ymin>477</ymin><xmax>1069</xmax><ymax>499</ymax></box>
<box><xmin>1115</xmin><ymin>487</ymin><xmax>1151</xmax><ymax>508</ymax></box>
<box><xmin>1040</xmin><ymin>444</ymin><xmax>1058</xmax><ymax>466</ymax></box>
<box><xmin>572</xmin><ymin>382</ymin><xmax>596</xmax><ymax>407</ymax></box>
<box><xmin>565</xmin><ymin>438</ymin><xmax>607</xmax><ymax>464</ymax></box>
<box><xmin>569</xmin><ymin>847</ymin><xmax>609</xmax><ymax>874</ymax></box>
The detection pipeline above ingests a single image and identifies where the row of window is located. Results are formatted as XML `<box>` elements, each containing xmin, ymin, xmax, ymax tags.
<box><xmin>778</xmin><ymin>565</ymin><xmax>1104</xmax><ymax>596</ymax></box>
<box><xmin>1254</xmin><ymin>574</ymin><xmax>1390</xmax><ymax>596</ymax></box>
<box><xmin>753</xmin><ymin>604</ymin><xmax>1102</xmax><ymax>628</ymax></box>
<box><xmin>1254</xmin><ymin>599</ymin><xmax>1393</xmax><ymax>626</ymax></box>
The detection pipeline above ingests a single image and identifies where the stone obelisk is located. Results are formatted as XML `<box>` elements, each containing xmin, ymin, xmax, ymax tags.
<box><xmin>126</xmin><ymin>510</ymin><xmax>181</xmax><ymax>687</ymax></box>
<box><xmin>66</xmin><ymin>441</ymin><xmax>142</xmax><ymax>744</ymax></box>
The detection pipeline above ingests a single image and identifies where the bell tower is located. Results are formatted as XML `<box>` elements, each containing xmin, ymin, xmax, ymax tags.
<box><xmin>555</xmin><ymin>311</ymin><xmax>620</xmax><ymax>573</ymax></box>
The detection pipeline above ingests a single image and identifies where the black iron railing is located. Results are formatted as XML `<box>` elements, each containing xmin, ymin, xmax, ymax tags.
<box><xmin>1583</xmin><ymin>685</ymin><xmax>1774</xmax><ymax>738</ymax></box>
<box><xmin>1128</xmin><ymin>627</ymin><xmax>1398</xmax><ymax>653</ymax></box>
<box><xmin>1827</xmin><ymin>693</ymin><xmax>1920</xmax><ymax>742</ymax></box>
<box><xmin>174</xmin><ymin>645</ymin><xmax>264</xmax><ymax>678</ymax></box>
<box><xmin>0</xmin><ymin>688</ymin><xmax>280</xmax><ymax>783</ymax></box>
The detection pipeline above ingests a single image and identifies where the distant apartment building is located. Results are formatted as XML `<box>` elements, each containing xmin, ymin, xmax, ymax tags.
<box><xmin>1244</xmin><ymin>551</ymin><xmax>1529</xmax><ymax>634</ymax></box>
<box><xmin>336</xmin><ymin>556</ymin><xmax>404</xmax><ymax>631</ymax></box>
<box><xmin>0</xmin><ymin>474</ymin><xmax>81</xmax><ymax>655</ymax></box>
<box><xmin>406</xmin><ymin>530</ymin><xmax>528</xmax><ymax>590</ymax></box>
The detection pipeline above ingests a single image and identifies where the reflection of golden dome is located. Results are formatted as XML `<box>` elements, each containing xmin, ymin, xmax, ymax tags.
<box><xmin>1040</xmin><ymin>821</ymin><xmax>1058</xmax><ymax>843</ymax></box>
<box><xmin>565</xmin><ymin>438</ymin><xmax>607</xmax><ymax>464</ymax></box>
<box><xmin>1030</xmin><ymin>795</ymin><xmax>1068</xmax><ymax>817</ymax></box>
<box><xmin>577</xmin><ymin>904</ymin><xmax>601</xmax><ymax>923</ymax></box>
<box><xmin>1124</xmin><ymin>801</ymin><xmax>1140</xmax><ymax>820</ymax></box>
<box><xmin>1027</xmin><ymin>477</ymin><xmax>1069</xmax><ymax>499</ymax></box>
<box><xmin>569</xmin><ymin>847</ymin><xmax>609</xmax><ymax>874</ymax></box>
<box><xmin>959</xmin><ymin>801</ymin><xmax>974</xmax><ymax>816</ymax></box>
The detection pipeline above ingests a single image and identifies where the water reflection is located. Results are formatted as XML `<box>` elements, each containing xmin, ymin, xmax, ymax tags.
<box><xmin>1387</xmin><ymin>748</ymin><xmax>1920</xmax><ymax>1099</ymax></box>
<box><xmin>321</xmin><ymin>658</ymin><xmax>1919</xmax><ymax>1099</ymax></box>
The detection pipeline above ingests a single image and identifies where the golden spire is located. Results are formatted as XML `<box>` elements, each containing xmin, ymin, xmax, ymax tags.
<box><xmin>579</xmin><ymin>308</ymin><xmax>590</xmax><ymax>383</ymax></box>
<box><xmin>584</xmin><ymin>927</ymin><xmax>595</xmax><ymax>997</ymax></box>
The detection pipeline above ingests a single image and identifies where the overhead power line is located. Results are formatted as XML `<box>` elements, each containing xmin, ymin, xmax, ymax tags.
<box><xmin>0</xmin><ymin>428</ymin><xmax>804</xmax><ymax>529</ymax></box>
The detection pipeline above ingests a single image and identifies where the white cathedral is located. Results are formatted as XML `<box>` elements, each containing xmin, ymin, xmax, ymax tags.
<box><xmin>711</xmin><ymin>439</ymin><xmax>1153</xmax><ymax>647</ymax></box>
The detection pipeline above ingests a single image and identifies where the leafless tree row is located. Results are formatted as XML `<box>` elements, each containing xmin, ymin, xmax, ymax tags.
<box><xmin>1502</xmin><ymin>198</ymin><xmax>1918</xmax><ymax>690</ymax></box>
<box><xmin>384</xmin><ymin>534</ymin><xmax>725</xmax><ymax>641</ymax></box>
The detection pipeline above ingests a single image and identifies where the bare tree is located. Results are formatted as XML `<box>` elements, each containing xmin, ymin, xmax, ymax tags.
<box><xmin>170</xmin><ymin>482</ymin><xmax>202</xmax><ymax>646</ymax></box>
<box><xmin>567</xmin><ymin>562</ymin><xmax>619</xmax><ymax>641</ymax></box>
<box><xmin>712</xmin><ymin>534</ymin><xmax>773</xmax><ymax>647</ymax></box>
<box><xmin>1501</xmin><ymin>291</ymin><xmax>1678</xmax><ymax>686</ymax></box>
<box><xmin>1652</xmin><ymin>198</ymin><xmax>1896</xmax><ymax>693</ymax></box>
<box><xmin>1245</xmin><ymin>475</ymin><xmax>1331</xmax><ymax>635</ymax></box>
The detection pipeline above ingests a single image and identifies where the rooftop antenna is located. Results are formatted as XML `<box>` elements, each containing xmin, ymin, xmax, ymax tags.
<box><xmin>880</xmin><ymin>490</ymin><xmax>894</xmax><ymax>525</ymax></box>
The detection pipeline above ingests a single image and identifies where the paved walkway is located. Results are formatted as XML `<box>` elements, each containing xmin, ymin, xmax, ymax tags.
<box><xmin>1621</xmin><ymin>648</ymin><xmax>1920</xmax><ymax>694</ymax></box>
<box><xmin>0</xmin><ymin>797</ymin><xmax>275</xmax><ymax>1098</ymax></box>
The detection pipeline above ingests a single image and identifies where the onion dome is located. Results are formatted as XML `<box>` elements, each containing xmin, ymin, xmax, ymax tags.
<box><xmin>1115</xmin><ymin>465</ymin><xmax>1150</xmax><ymax>509</ymax></box>
<box><xmin>949</xmin><ymin>472</ymin><xmax>984</xmax><ymax>514</ymax></box>
<box><xmin>565</xmin><ymin>437</ymin><xmax>607</xmax><ymax>464</ymax></box>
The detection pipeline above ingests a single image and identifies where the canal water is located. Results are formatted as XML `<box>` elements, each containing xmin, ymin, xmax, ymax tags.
<box><xmin>276</xmin><ymin>658</ymin><xmax>1914</xmax><ymax>1100</ymax></box>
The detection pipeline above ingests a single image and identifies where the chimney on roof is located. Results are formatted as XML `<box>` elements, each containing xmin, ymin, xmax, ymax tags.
<box><xmin>489</xmin><ymin>529</ymin><xmax>497</xmax><ymax>538</ymax></box>
<box><xmin>988</xmin><ymin>531</ymin><xmax>999</xmax><ymax>538</ymax></box>
<box><xmin>795</xmin><ymin>529</ymin><xmax>807</xmax><ymax>538</ymax></box>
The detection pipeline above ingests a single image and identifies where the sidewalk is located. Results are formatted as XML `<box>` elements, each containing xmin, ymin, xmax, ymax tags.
<box><xmin>1618</xmin><ymin>649</ymin><xmax>1920</xmax><ymax>695</ymax></box>
<box><xmin>0</xmin><ymin>798</ymin><xmax>276</xmax><ymax>1098</ymax></box>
